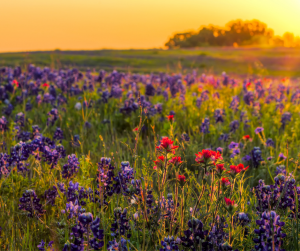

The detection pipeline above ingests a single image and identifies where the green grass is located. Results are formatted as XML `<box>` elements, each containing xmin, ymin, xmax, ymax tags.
<box><xmin>1</xmin><ymin>47</ymin><xmax>300</xmax><ymax>77</ymax></box>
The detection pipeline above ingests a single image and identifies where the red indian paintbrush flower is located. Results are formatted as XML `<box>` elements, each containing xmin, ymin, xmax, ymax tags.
<box><xmin>12</xmin><ymin>80</ymin><xmax>19</xmax><ymax>87</ymax></box>
<box><xmin>42</xmin><ymin>83</ymin><xmax>49</xmax><ymax>87</ymax></box>
<box><xmin>230</xmin><ymin>163</ymin><xmax>249</xmax><ymax>174</ymax></box>
<box><xmin>133</xmin><ymin>127</ymin><xmax>138</xmax><ymax>132</ymax></box>
<box><xmin>177</xmin><ymin>174</ymin><xmax>186</xmax><ymax>186</ymax></box>
<box><xmin>153</xmin><ymin>155</ymin><xmax>165</xmax><ymax>170</ymax></box>
<box><xmin>221</xmin><ymin>177</ymin><xmax>230</xmax><ymax>186</ymax></box>
<box><xmin>195</xmin><ymin>149</ymin><xmax>222</xmax><ymax>164</ymax></box>
<box><xmin>243</xmin><ymin>135</ymin><xmax>252</xmax><ymax>141</ymax></box>
<box><xmin>169</xmin><ymin>156</ymin><xmax>183</xmax><ymax>166</ymax></box>
<box><xmin>156</xmin><ymin>137</ymin><xmax>179</xmax><ymax>152</ymax></box>
<box><xmin>216</xmin><ymin>164</ymin><xmax>225</xmax><ymax>173</ymax></box>
<box><xmin>224</xmin><ymin>197</ymin><xmax>234</xmax><ymax>206</ymax></box>
<box><xmin>166</xmin><ymin>115</ymin><xmax>174</xmax><ymax>122</ymax></box>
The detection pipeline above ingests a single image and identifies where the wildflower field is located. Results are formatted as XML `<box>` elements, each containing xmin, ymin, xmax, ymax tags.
<box><xmin>0</xmin><ymin>65</ymin><xmax>300</xmax><ymax>251</ymax></box>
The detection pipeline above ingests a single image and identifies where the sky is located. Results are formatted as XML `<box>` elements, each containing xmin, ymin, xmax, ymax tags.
<box><xmin>1</xmin><ymin>0</ymin><xmax>300</xmax><ymax>52</ymax></box>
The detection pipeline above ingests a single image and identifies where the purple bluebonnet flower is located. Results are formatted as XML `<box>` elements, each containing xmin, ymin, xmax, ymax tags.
<box><xmin>180</xmin><ymin>218</ymin><xmax>209</xmax><ymax>250</ymax></box>
<box><xmin>47</xmin><ymin>108</ymin><xmax>58</xmax><ymax>126</ymax></box>
<box><xmin>0</xmin><ymin>116</ymin><xmax>8</xmax><ymax>132</ymax></box>
<box><xmin>266</xmin><ymin>138</ymin><xmax>275</xmax><ymax>147</ymax></box>
<box><xmin>267</xmin><ymin>156</ymin><xmax>273</xmax><ymax>161</ymax></box>
<box><xmin>242</xmin><ymin>155</ymin><xmax>251</xmax><ymax>162</ymax></box>
<box><xmin>78</xmin><ymin>212</ymin><xmax>93</xmax><ymax>226</ymax></box>
<box><xmin>254</xmin><ymin>127</ymin><xmax>264</xmax><ymax>134</ymax></box>
<box><xmin>44</xmin><ymin>186</ymin><xmax>58</xmax><ymax>206</ymax></box>
<box><xmin>214</xmin><ymin>109</ymin><xmax>225</xmax><ymax>123</ymax></box>
<box><xmin>279</xmin><ymin>153</ymin><xmax>286</xmax><ymax>160</ymax></box>
<box><xmin>216</xmin><ymin>147</ymin><xmax>223</xmax><ymax>153</ymax></box>
<box><xmin>219</xmin><ymin>134</ymin><xmax>229</xmax><ymax>142</ymax></box>
<box><xmin>107</xmin><ymin>238</ymin><xmax>128</xmax><ymax>251</ymax></box>
<box><xmin>15</xmin><ymin>112</ymin><xmax>25</xmax><ymax>127</ymax></box>
<box><xmin>200</xmin><ymin>118</ymin><xmax>210</xmax><ymax>134</ymax></box>
<box><xmin>250</xmin><ymin>147</ymin><xmax>264</xmax><ymax>168</ymax></box>
<box><xmin>229</xmin><ymin>96</ymin><xmax>240</xmax><ymax>112</ymax></box>
<box><xmin>228</xmin><ymin>142</ymin><xmax>239</xmax><ymax>150</ymax></box>
<box><xmin>89</xmin><ymin>217</ymin><xmax>104</xmax><ymax>250</ymax></box>
<box><xmin>253</xmin><ymin>211</ymin><xmax>286</xmax><ymax>250</ymax></box>
<box><xmin>110</xmin><ymin>208</ymin><xmax>131</xmax><ymax>238</ymax></box>
<box><xmin>53</xmin><ymin>127</ymin><xmax>63</xmax><ymax>141</ymax></box>
<box><xmin>37</xmin><ymin>240</ymin><xmax>46</xmax><ymax>251</ymax></box>
<box><xmin>3</xmin><ymin>104</ymin><xmax>14</xmax><ymax>116</ymax></box>
<box><xmin>0</xmin><ymin>153</ymin><xmax>10</xmax><ymax>179</ymax></box>
<box><xmin>62</xmin><ymin>154</ymin><xmax>80</xmax><ymax>179</ymax></box>
<box><xmin>281</xmin><ymin>112</ymin><xmax>291</xmax><ymax>129</ymax></box>
<box><xmin>160</xmin><ymin>236</ymin><xmax>180</xmax><ymax>251</ymax></box>
<box><xmin>19</xmin><ymin>189</ymin><xmax>44</xmax><ymax>218</ymax></box>
<box><xmin>65</xmin><ymin>200</ymin><xmax>81</xmax><ymax>219</ymax></box>
<box><xmin>229</xmin><ymin>120</ymin><xmax>239</xmax><ymax>133</ymax></box>
<box><xmin>275</xmin><ymin>165</ymin><xmax>286</xmax><ymax>176</ymax></box>
<box><xmin>243</xmin><ymin>91</ymin><xmax>254</xmax><ymax>105</ymax></box>
<box><xmin>181</xmin><ymin>133</ymin><xmax>190</xmax><ymax>142</ymax></box>
<box><xmin>32</xmin><ymin>125</ymin><xmax>41</xmax><ymax>138</ymax></box>
<box><xmin>145</xmin><ymin>83</ymin><xmax>156</xmax><ymax>96</ymax></box>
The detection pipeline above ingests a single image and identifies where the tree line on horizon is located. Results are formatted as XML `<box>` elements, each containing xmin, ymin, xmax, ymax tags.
<box><xmin>165</xmin><ymin>19</ymin><xmax>300</xmax><ymax>48</ymax></box>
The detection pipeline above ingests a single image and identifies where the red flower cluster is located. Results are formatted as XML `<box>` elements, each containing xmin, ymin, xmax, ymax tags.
<box><xmin>156</xmin><ymin>137</ymin><xmax>179</xmax><ymax>152</ymax></box>
<box><xmin>169</xmin><ymin>156</ymin><xmax>183</xmax><ymax>166</ymax></box>
<box><xmin>243</xmin><ymin>135</ymin><xmax>252</xmax><ymax>141</ymax></box>
<box><xmin>153</xmin><ymin>156</ymin><xmax>165</xmax><ymax>170</ymax></box>
<box><xmin>224</xmin><ymin>197</ymin><xmax>234</xmax><ymax>206</ymax></box>
<box><xmin>42</xmin><ymin>83</ymin><xmax>49</xmax><ymax>87</ymax></box>
<box><xmin>221</xmin><ymin>177</ymin><xmax>230</xmax><ymax>186</ymax></box>
<box><xmin>133</xmin><ymin>127</ymin><xmax>139</xmax><ymax>132</ymax></box>
<box><xmin>12</xmin><ymin>80</ymin><xmax>19</xmax><ymax>87</ymax></box>
<box><xmin>177</xmin><ymin>174</ymin><xmax>186</xmax><ymax>182</ymax></box>
<box><xmin>166</xmin><ymin>115</ymin><xmax>174</xmax><ymax>122</ymax></box>
<box><xmin>195</xmin><ymin>149</ymin><xmax>222</xmax><ymax>164</ymax></box>
<box><xmin>216</xmin><ymin>163</ymin><xmax>225</xmax><ymax>173</ymax></box>
<box><xmin>229</xmin><ymin>163</ymin><xmax>249</xmax><ymax>174</ymax></box>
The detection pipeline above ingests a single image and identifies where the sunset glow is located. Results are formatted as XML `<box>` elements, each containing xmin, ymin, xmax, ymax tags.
<box><xmin>1</xmin><ymin>0</ymin><xmax>300</xmax><ymax>52</ymax></box>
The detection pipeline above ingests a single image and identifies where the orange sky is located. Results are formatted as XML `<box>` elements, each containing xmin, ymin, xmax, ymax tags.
<box><xmin>1</xmin><ymin>0</ymin><xmax>300</xmax><ymax>52</ymax></box>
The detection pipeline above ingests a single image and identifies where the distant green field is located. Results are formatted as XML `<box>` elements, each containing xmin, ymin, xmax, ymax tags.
<box><xmin>1</xmin><ymin>47</ymin><xmax>300</xmax><ymax>77</ymax></box>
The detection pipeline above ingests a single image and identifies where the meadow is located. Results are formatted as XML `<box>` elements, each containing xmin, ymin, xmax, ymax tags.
<box><xmin>1</xmin><ymin>47</ymin><xmax>300</xmax><ymax>77</ymax></box>
<box><xmin>0</xmin><ymin>57</ymin><xmax>300</xmax><ymax>250</ymax></box>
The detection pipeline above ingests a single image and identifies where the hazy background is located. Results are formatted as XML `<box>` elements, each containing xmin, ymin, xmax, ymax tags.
<box><xmin>1</xmin><ymin>0</ymin><xmax>300</xmax><ymax>52</ymax></box>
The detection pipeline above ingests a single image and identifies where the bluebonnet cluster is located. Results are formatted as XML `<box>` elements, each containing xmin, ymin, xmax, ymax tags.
<box><xmin>281</xmin><ymin>112</ymin><xmax>291</xmax><ymax>129</ymax></box>
<box><xmin>214</xmin><ymin>109</ymin><xmax>225</xmax><ymax>123</ymax></box>
<box><xmin>181</xmin><ymin>133</ymin><xmax>190</xmax><ymax>142</ymax></box>
<box><xmin>243</xmin><ymin>91</ymin><xmax>254</xmax><ymax>105</ymax></box>
<box><xmin>62</xmin><ymin>154</ymin><xmax>80</xmax><ymax>179</ymax></box>
<box><xmin>250</xmin><ymin>147</ymin><xmax>264</xmax><ymax>168</ymax></box>
<box><xmin>228</xmin><ymin>142</ymin><xmax>240</xmax><ymax>158</ymax></box>
<box><xmin>0</xmin><ymin>153</ymin><xmax>10</xmax><ymax>179</ymax></box>
<box><xmin>0</xmin><ymin>116</ymin><xmax>8</xmax><ymax>131</ymax></box>
<box><xmin>44</xmin><ymin>185</ymin><xmax>59</xmax><ymax>206</ymax></box>
<box><xmin>160</xmin><ymin>236</ymin><xmax>181</xmax><ymax>251</ymax></box>
<box><xmin>200</xmin><ymin>118</ymin><xmax>210</xmax><ymax>134</ymax></box>
<box><xmin>89</xmin><ymin>217</ymin><xmax>105</xmax><ymax>250</ymax></box>
<box><xmin>107</xmin><ymin>238</ymin><xmax>129</xmax><ymax>251</ymax></box>
<box><xmin>229</xmin><ymin>120</ymin><xmax>239</xmax><ymax>133</ymax></box>
<box><xmin>253</xmin><ymin>173</ymin><xmax>296</xmax><ymax>214</ymax></box>
<box><xmin>47</xmin><ymin>108</ymin><xmax>58</xmax><ymax>126</ymax></box>
<box><xmin>15</xmin><ymin>112</ymin><xmax>25</xmax><ymax>127</ymax></box>
<box><xmin>110</xmin><ymin>207</ymin><xmax>131</xmax><ymax>238</ymax></box>
<box><xmin>229</xmin><ymin>96</ymin><xmax>239</xmax><ymax>112</ymax></box>
<box><xmin>19</xmin><ymin>189</ymin><xmax>44</xmax><ymax>218</ymax></box>
<box><xmin>53</xmin><ymin>127</ymin><xmax>64</xmax><ymax>141</ymax></box>
<box><xmin>253</xmin><ymin>211</ymin><xmax>286</xmax><ymax>251</ymax></box>
<box><xmin>96</xmin><ymin>157</ymin><xmax>115</xmax><ymax>207</ymax></box>
<box><xmin>37</xmin><ymin>240</ymin><xmax>54</xmax><ymax>251</ymax></box>
<box><xmin>266</xmin><ymin>138</ymin><xmax>275</xmax><ymax>147</ymax></box>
